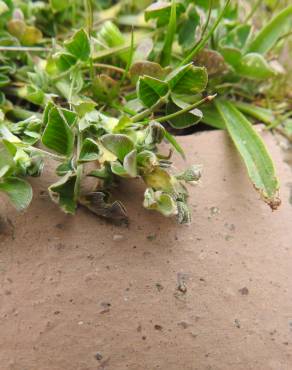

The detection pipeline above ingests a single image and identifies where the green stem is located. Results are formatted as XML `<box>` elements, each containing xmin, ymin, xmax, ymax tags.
<box><xmin>244</xmin><ymin>0</ymin><xmax>261</xmax><ymax>23</ymax></box>
<box><xmin>201</xmin><ymin>0</ymin><xmax>213</xmax><ymax>40</ymax></box>
<box><xmin>84</xmin><ymin>0</ymin><xmax>93</xmax><ymax>34</ymax></box>
<box><xmin>0</xmin><ymin>46</ymin><xmax>51</xmax><ymax>52</ymax></box>
<box><xmin>155</xmin><ymin>95</ymin><xmax>216</xmax><ymax>123</ymax></box>
<box><xmin>93</xmin><ymin>63</ymin><xmax>126</xmax><ymax>74</ymax></box>
<box><xmin>132</xmin><ymin>93</ymin><xmax>169</xmax><ymax>123</ymax></box>
<box><xmin>180</xmin><ymin>0</ymin><xmax>231</xmax><ymax>66</ymax></box>
<box><xmin>28</xmin><ymin>147</ymin><xmax>65</xmax><ymax>161</ymax></box>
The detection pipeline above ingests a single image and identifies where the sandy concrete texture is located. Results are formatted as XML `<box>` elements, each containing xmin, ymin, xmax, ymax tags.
<box><xmin>0</xmin><ymin>128</ymin><xmax>291</xmax><ymax>370</ymax></box>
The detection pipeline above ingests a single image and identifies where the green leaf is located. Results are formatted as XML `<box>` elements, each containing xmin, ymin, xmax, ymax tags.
<box><xmin>97</xmin><ymin>21</ymin><xmax>129</xmax><ymax>63</ymax></box>
<box><xmin>0</xmin><ymin>0</ymin><xmax>13</xmax><ymax>26</ymax></box>
<box><xmin>137</xmin><ymin>75</ymin><xmax>168</xmax><ymax>107</ymax></box>
<box><xmin>111</xmin><ymin>161</ymin><xmax>129</xmax><ymax>177</ymax></box>
<box><xmin>222</xmin><ymin>24</ymin><xmax>251</xmax><ymax>49</ymax></box>
<box><xmin>0</xmin><ymin>73</ymin><xmax>10</xmax><ymax>87</ymax></box>
<box><xmin>79</xmin><ymin>138</ymin><xmax>100</xmax><ymax>163</ymax></box>
<box><xmin>55</xmin><ymin>52</ymin><xmax>77</xmax><ymax>72</ymax></box>
<box><xmin>236</xmin><ymin>53</ymin><xmax>275</xmax><ymax>80</ymax></box>
<box><xmin>18</xmin><ymin>85</ymin><xmax>45</xmax><ymax>106</ymax></box>
<box><xmin>20</xmin><ymin>26</ymin><xmax>43</xmax><ymax>46</ymax></box>
<box><xmin>176</xmin><ymin>165</ymin><xmax>202</xmax><ymax>183</ymax></box>
<box><xmin>215</xmin><ymin>100</ymin><xmax>280</xmax><ymax>209</ymax></box>
<box><xmin>137</xmin><ymin>150</ymin><xmax>159</xmax><ymax>174</ymax></box>
<box><xmin>143</xmin><ymin>168</ymin><xmax>174</xmax><ymax>192</ymax></box>
<box><xmin>0</xmin><ymin>177</ymin><xmax>32</xmax><ymax>211</ymax></box>
<box><xmin>130</xmin><ymin>61</ymin><xmax>166</xmax><ymax>81</ymax></box>
<box><xmin>200</xmin><ymin>104</ymin><xmax>225</xmax><ymax>129</ymax></box>
<box><xmin>166</xmin><ymin>97</ymin><xmax>203</xmax><ymax>129</ymax></box>
<box><xmin>220</xmin><ymin>47</ymin><xmax>242</xmax><ymax>68</ymax></box>
<box><xmin>0</xmin><ymin>140</ymin><xmax>14</xmax><ymax>177</ymax></box>
<box><xmin>166</xmin><ymin>63</ymin><xmax>208</xmax><ymax>94</ymax></box>
<box><xmin>178</xmin><ymin>5</ymin><xmax>200</xmax><ymax>50</ymax></box>
<box><xmin>49</xmin><ymin>172</ymin><xmax>77</xmax><ymax>214</ymax></box>
<box><xmin>65</xmin><ymin>29</ymin><xmax>90</xmax><ymax>61</ymax></box>
<box><xmin>164</xmin><ymin>131</ymin><xmax>185</xmax><ymax>159</ymax></box>
<box><xmin>247</xmin><ymin>5</ymin><xmax>292</xmax><ymax>55</ymax></box>
<box><xmin>144</xmin><ymin>121</ymin><xmax>165</xmax><ymax>145</ymax></box>
<box><xmin>0</xmin><ymin>1</ymin><xmax>9</xmax><ymax>15</ymax></box>
<box><xmin>50</xmin><ymin>0</ymin><xmax>70</xmax><ymax>12</ymax></box>
<box><xmin>233</xmin><ymin>101</ymin><xmax>275</xmax><ymax>126</ymax></box>
<box><xmin>144</xmin><ymin>1</ymin><xmax>184</xmax><ymax>26</ymax></box>
<box><xmin>123</xmin><ymin>149</ymin><xmax>137</xmax><ymax>177</ymax></box>
<box><xmin>143</xmin><ymin>188</ymin><xmax>177</xmax><ymax>217</ymax></box>
<box><xmin>42</xmin><ymin>106</ymin><xmax>74</xmax><ymax>156</ymax></box>
<box><xmin>100</xmin><ymin>134</ymin><xmax>134</xmax><ymax>161</ymax></box>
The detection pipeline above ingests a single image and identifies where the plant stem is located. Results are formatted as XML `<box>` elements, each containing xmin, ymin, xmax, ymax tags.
<box><xmin>120</xmin><ymin>27</ymin><xmax>134</xmax><ymax>85</ymax></box>
<box><xmin>180</xmin><ymin>0</ymin><xmax>231</xmax><ymax>66</ymax></box>
<box><xmin>201</xmin><ymin>0</ymin><xmax>213</xmax><ymax>40</ymax></box>
<box><xmin>84</xmin><ymin>0</ymin><xmax>93</xmax><ymax>34</ymax></box>
<box><xmin>161</xmin><ymin>0</ymin><xmax>177</xmax><ymax>67</ymax></box>
<box><xmin>93</xmin><ymin>63</ymin><xmax>126</xmax><ymax>74</ymax></box>
<box><xmin>244</xmin><ymin>0</ymin><xmax>262</xmax><ymax>23</ymax></box>
<box><xmin>155</xmin><ymin>95</ymin><xmax>216</xmax><ymax>123</ymax></box>
<box><xmin>132</xmin><ymin>94</ymin><xmax>169</xmax><ymax>123</ymax></box>
<box><xmin>28</xmin><ymin>147</ymin><xmax>65</xmax><ymax>161</ymax></box>
<box><xmin>0</xmin><ymin>46</ymin><xmax>51</xmax><ymax>52</ymax></box>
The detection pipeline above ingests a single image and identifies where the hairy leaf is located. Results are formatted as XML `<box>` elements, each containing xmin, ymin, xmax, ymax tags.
<box><xmin>49</xmin><ymin>172</ymin><xmax>77</xmax><ymax>214</ymax></box>
<box><xmin>0</xmin><ymin>177</ymin><xmax>32</xmax><ymax>211</ymax></box>
<box><xmin>42</xmin><ymin>106</ymin><xmax>75</xmax><ymax>156</ymax></box>
<box><xmin>100</xmin><ymin>134</ymin><xmax>134</xmax><ymax>161</ymax></box>
<box><xmin>143</xmin><ymin>188</ymin><xmax>177</xmax><ymax>217</ymax></box>
<box><xmin>79</xmin><ymin>138</ymin><xmax>100</xmax><ymax>163</ymax></box>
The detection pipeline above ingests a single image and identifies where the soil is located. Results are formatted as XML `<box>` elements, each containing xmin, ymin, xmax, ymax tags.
<box><xmin>0</xmin><ymin>129</ymin><xmax>292</xmax><ymax>370</ymax></box>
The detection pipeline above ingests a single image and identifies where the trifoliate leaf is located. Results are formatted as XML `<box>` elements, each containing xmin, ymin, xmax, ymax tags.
<box><xmin>123</xmin><ymin>149</ymin><xmax>137</xmax><ymax>177</ymax></box>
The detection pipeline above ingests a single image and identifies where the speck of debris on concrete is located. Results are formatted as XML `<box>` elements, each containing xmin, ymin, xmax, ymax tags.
<box><xmin>238</xmin><ymin>287</ymin><xmax>249</xmax><ymax>295</ymax></box>
<box><xmin>113</xmin><ymin>234</ymin><xmax>124</xmax><ymax>242</ymax></box>
<box><xmin>95</xmin><ymin>352</ymin><xmax>103</xmax><ymax>361</ymax></box>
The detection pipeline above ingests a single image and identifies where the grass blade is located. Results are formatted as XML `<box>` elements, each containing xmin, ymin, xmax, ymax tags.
<box><xmin>215</xmin><ymin>100</ymin><xmax>280</xmax><ymax>210</ymax></box>
<box><xmin>180</xmin><ymin>0</ymin><xmax>231</xmax><ymax>66</ymax></box>
<box><xmin>161</xmin><ymin>0</ymin><xmax>176</xmax><ymax>67</ymax></box>
<box><xmin>247</xmin><ymin>5</ymin><xmax>292</xmax><ymax>55</ymax></box>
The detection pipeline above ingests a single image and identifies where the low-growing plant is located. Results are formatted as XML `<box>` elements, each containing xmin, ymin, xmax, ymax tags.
<box><xmin>0</xmin><ymin>0</ymin><xmax>291</xmax><ymax>223</ymax></box>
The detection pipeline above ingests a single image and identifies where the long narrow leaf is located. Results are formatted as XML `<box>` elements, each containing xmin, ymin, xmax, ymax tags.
<box><xmin>161</xmin><ymin>0</ymin><xmax>176</xmax><ymax>67</ymax></box>
<box><xmin>215</xmin><ymin>100</ymin><xmax>280</xmax><ymax>209</ymax></box>
<box><xmin>247</xmin><ymin>5</ymin><xmax>292</xmax><ymax>55</ymax></box>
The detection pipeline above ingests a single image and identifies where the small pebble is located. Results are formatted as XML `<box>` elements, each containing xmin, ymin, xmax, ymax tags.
<box><xmin>113</xmin><ymin>234</ymin><xmax>124</xmax><ymax>242</ymax></box>
<box><xmin>95</xmin><ymin>352</ymin><xmax>103</xmax><ymax>361</ymax></box>
<box><xmin>178</xmin><ymin>321</ymin><xmax>189</xmax><ymax>329</ymax></box>
<box><xmin>238</xmin><ymin>287</ymin><xmax>249</xmax><ymax>295</ymax></box>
